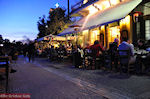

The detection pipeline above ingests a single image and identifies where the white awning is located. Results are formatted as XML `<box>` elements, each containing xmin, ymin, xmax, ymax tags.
<box><xmin>57</xmin><ymin>28</ymin><xmax>76</xmax><ymax>36</ymax></box>
<box><xmin>58</xmin><ymin>0</ymin><xmax>142</xmax><ymax>36</ymax></box>
<box><xmin>37</xmin><ymin>34</ymin><xmax>66</xmax><ymax>42</ymax></box>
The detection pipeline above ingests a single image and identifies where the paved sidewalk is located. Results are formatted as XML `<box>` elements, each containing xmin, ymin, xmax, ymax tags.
<box><xmin>34</xmin><ymin>58</ymin><xmax>150</xmax><ymax>99</ymax></box>
<box><xmin>1</xmin><ymin>56</ymin><xmax>150</xmax><ymax>99</ymax></box>
<box><xmin>1</xmin><ymin>57</ymin><xmax>105</xmax><ymax>99</ymax></box>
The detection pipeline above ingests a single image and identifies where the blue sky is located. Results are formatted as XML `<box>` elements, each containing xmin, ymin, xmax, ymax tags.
<box><xmin>0</xmin><ymin>0</ymin><xmax>78</xmax><ymax>41</ymax></box>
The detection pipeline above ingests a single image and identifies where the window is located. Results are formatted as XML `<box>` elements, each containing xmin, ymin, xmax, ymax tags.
<box><xmin>145</xmin><ymin>20</ymin><xmax>150</xmax><ymax>40</ymax></box>
<box><xmin>90</xmin><ymin>29</ymin><xmax>100</xmax><ymax>44</ymax></box>
<box><xmin>107</xmin><ymin>26</ymin><xmax>120</xmax><ymax>47</ymax></box>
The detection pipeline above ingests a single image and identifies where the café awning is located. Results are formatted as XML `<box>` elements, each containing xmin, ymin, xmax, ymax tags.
<box><xmin>57</xmin><ymin>28</ymin><xmax>76</xmax><ymax>36</ymax></box>
<box><xmin>37</xmin><ymin>34</ymin><xmax>66</xmax><ymax>42</ymax></box>
<box><xmin>58</xmin><ymin>0</ymin><xmax>142</xmax><ymax>36</ymax></box>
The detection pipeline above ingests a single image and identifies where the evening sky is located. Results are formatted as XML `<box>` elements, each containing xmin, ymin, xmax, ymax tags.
<box><xmin>0</xmin><ymin>0</ymin><xmax>78</xmax><ymax>41</ymax></box>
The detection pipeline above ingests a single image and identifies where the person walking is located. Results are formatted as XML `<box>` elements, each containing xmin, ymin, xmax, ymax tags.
<box><xmin>27</xmin><ymin>42</ymin><xmax>36</xmax><ymax>62</ymax></box>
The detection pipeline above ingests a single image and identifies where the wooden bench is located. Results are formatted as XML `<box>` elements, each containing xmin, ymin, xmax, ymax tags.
<box><xmin>0</xmin><ymin>56</ymin><xmax>10</xmax><ymax>93</ymax></box>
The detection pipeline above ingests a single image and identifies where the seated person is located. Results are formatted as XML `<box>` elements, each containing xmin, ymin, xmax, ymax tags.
<box><xmin>109</xmin><ymin>38</ymin><xmax>119</xmax><ymax>57</ymax></box>
<box><xmin>127</xmin><ymin>39</ymin><xmax>135</xmax><ymax>55</ymax></box>
<box><xmin>90</xmin><ymin>40</ymin><xmax>104</xmax><ymax>58</ymax></box>
<box><xmin>137</xmin><ymin>39</ymin><xmax>146</xmax><ymax>50</ymax></box>
<box><xmin>118</xmin><ymin>37</ymin><xmax>135</xmax><ymax>65</ymax></box>
<box><xmin>108</xmin><ymin>38</ymin><xmax>119</xmax><ymax>70</ymax></box>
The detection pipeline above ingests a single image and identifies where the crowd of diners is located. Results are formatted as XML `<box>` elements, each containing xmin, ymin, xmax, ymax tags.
<box><xmin>1</xmin><ymin>30</ymin><xmax>150</xmax><ymax>76</ymax></box>
<box><xmin>43</xmin><ymin>30</ymin><xmax>150</xmax><ymax>75</ymax></box>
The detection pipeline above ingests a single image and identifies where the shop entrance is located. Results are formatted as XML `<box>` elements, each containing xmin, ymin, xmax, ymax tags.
<box><xmin>107</xmin><ymin>26</ymin><xmax>120</xmax><ymax>47</ymax></box>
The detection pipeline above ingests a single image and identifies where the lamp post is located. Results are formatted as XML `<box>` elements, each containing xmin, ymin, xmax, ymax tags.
<box><xmin>68</xmin><ymin>0</ymin><xmax>70</xmax><ymax>20</ymax></box>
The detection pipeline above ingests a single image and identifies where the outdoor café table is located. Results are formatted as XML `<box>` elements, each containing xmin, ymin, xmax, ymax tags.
<box><xmin>0</xmin><ymin>56</ymin><xmax>11</xmax><ymax>92</ymax></box>
<box><xmin>134</xmin><ymin>50</ymin><xmax>150</xmax><ymax>74</ymax></box>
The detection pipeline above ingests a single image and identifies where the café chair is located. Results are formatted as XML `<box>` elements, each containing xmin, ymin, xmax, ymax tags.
<box><xmin>82</xmin><ymin>51</ymin><xmax>93</xmax><ymax>70</ymax></box>
<box><xmin>118</xmin><ymin>50</ymin><xmax>135</xmax><ymax>75</ymax></box>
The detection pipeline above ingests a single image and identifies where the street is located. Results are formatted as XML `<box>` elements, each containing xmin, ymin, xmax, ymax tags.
<box><xmin>7</xmin><ymin>57</ymin><xmax>105</xmax><ymax>99</ymax></box>
<box><xmin>1</xmin><ymin>56</ymin><xmax>150</xmax><ymax>99</ymax></box>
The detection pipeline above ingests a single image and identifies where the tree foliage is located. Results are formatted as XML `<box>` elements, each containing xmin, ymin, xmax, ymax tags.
<box><xmin>0</xmin><ymin>35</ymin><xmax>3</xmax><ymax>44</ymax></box>
<box><xmin>37</xmin><ymin>16</ymin><xmax>47</xmax><ymax>38</ymax></box>
<box><xmin>37</xmin><ymin>7</ymin><xmax>71</xmax><ymax>38</ymax></box>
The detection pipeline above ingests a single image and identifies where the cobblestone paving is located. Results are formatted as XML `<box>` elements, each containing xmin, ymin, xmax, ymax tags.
<box><xmin>34</xmin><ymin>58</ymin><xmax>150</xmax><ymax>99</ymax></box>
<box><xmin>5</xmin><ymin>57</ymin><xmax>105</xmax><ymax>99</ymax></box>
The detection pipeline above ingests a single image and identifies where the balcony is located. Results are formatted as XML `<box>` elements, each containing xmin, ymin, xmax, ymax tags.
<box><xmin>71</xmin><ymin>0</ymin><xmax>98</xmax><ymax>16</ymax></box>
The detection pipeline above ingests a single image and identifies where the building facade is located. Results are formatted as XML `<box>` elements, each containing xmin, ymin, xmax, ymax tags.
<box><xmin>132</xmin><ymin>0</ymin><xmax>150</xmax><ymax>43</ymax></box>
<box><xmin>58</xmin><ymin>0</ymin><xmax>143</xmax><ymax>48</ymax></box>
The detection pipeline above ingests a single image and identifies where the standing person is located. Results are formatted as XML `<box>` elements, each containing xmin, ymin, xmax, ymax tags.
<box><xmin>27</xmin><ymin>41</ymin><xmax>36</xmax><ymax>62</ymax></box>
<box><xmin>73</xmin><ymin>45</ymin><xmax>82</xmax><ymax>68</ymax></box>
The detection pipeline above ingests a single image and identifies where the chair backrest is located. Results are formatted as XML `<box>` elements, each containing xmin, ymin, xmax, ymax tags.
<box><xmin>118</xmin><ymin>50</ymin><xmax>130</xmax><ymax>64</ymax></box>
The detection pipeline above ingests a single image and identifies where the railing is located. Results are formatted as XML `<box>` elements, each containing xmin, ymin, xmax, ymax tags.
<box><xmin>71</xmin><ymin>0</ymin><xmax>97</xmax><ymax>14</ymax></box>
<box><xmin>71</xmin><ymin>0</ymin><xmax>83</xmax><ymax>11</ymax></box>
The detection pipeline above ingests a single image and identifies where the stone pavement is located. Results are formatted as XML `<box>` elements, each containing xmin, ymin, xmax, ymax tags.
<box><xmin>1</xmin><ymin>56</ymin><xmax>105</xmax><ymax>99</ymax></box>
<box><xmin>34</xmin><ymin>58</ymin><xmax>150</xmax><ymax>99</ymax></box>
<box><xmin>1</xmin><ymin>56</ymin><xmax>150</xmax><ymax>99</ymax></box>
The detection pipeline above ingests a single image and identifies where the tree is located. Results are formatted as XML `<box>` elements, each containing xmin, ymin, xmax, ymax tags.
<box><xmin>37</xmin><ymin>15</ymin><xmax>47</xmax><ymax>38</ymax></box>
<box><xmin>0</xmin><ymin>35</ymin><xmax>3</xmax><ymax>44</ymax></box>
<box><xmin>37</xmin><ymin>7</ymin><xmax>71</xmax><ymax>38</ymax></box>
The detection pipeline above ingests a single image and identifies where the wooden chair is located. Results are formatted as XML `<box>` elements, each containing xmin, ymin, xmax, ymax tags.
<box><xmin>118</xmin><ymin>50</ymin><xmax>135</xmax><ymax>75</ymax></box>
<box><xmin>0</xmin><ymin>56</ymin><xmax>9</xmax><ymax>93</ymax></box>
